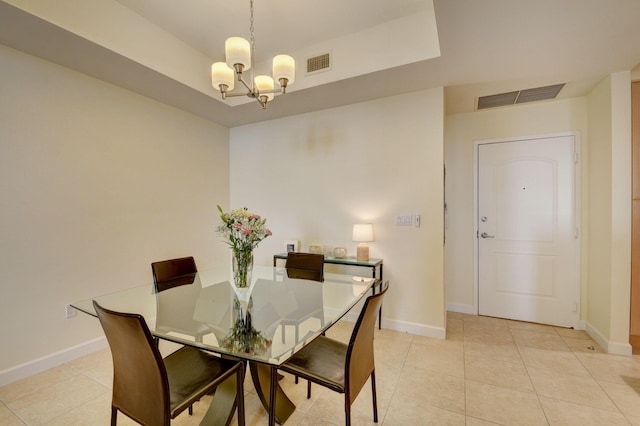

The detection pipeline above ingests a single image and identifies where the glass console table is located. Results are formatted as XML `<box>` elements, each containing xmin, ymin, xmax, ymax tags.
<box><xmin>273</xmin><ymin>252</ymin><xmax>384</xmax><ymax>328</ymax></box>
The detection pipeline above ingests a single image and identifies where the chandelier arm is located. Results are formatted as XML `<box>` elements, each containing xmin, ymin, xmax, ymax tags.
<box><xmin>236</xmin><ymin>74</ymin><xmax>254</xmax><ymax>93</ymax></box>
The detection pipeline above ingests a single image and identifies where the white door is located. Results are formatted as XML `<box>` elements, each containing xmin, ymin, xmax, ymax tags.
<box><xmin>477</xmin><ymin>134</ymin><xmax>579</xmax><ymax>327</ymax></box>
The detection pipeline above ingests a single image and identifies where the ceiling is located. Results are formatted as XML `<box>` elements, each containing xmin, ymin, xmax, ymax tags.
<box><xmin>2</xmin><ymin>0</ymin><xmax>640</xmax><ymax>128</ymax></box>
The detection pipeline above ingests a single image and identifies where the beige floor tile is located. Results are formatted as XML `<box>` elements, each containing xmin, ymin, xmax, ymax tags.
<box><xmin>465</xmin><ymin>380</ymin><xmax>548</xmax><ymax>425</ymax></box>
<box><xmin>465</xmin><ymin>417</ymin><xmax>503</xmax><ymax>425</ymax></box>
<box><xmin>464</xmin><ymin>339</ymin><xmax>523</xmax><ymax>365</ymax></box>
<box><xmin>405</xmin><ymin>337</ymin><xmax>464</xmax><ymax>378</ymax></box>
<box><xmin>539</xmin><ymin>396</ymin><xmax>630</xmax><ymax>425</ymax></box>
<box><xmin>507</xmin><ymin>320</ymin><xmax>558</xmax><ymax>335</ymax></box>
<box><xmin>45</xmin><ymin>392</ymin><xmax>137</xmax><ymax>426</ymax></box>
<box><xmin>527</xmin><ymin>366</ymin><xmax>618</xmax><ymax>411</ymax></box>
<box><xmin>553</xmin><ymin>327</ymin><xmax>591</xmax><ymax>339</ymax></box>
<box><xmin>384</xmin><ymin>394</ymin><xmax>465</xmax><ymax>425</ymax></box>
<box><xmin>599</xmin><ymin>380</ymin><xmax>640</xmax><ymax>420</ymax></box>
<box><xmin>64</xmin><ymin>348</ymin><xmax>112</xmax><ymax>373</ymax></box>
<box><xmin>464</xmin><ymin>355</ymin><xmax>535</xmax><ymax>393</ymax></box>
<box><xmin>561</xmin><ymin>336</ymin><xmax>604</xmax><ymax>353</ymax></box>
<box><xmin>576</xmin><ymin>353</ymin><xmax>640</xmax><ymax>387</ymax></box>
<box><xmin>0</xmin><ymin>364</ymin><xmax>80</xmax><ymax>404</ymax></box>
<box><xmin>519</xmin><ymin>346</ymin><xmax>590</xmax><ymax>377</ymax></box>
<box><xmin>7</xmin><ymin>375</ymin><xmax>109</xmax><ymax>425</ymax></box>
<box><xmin>0</xmin><ymin>405</ymin><xmax>25</xmax><ymax>426</ymax></box>
<box><xmin>463</xmin><ymin>322</ymin><xmax>515</xmax><ymax>345</ymax></box>
<box><xmin>511</xmin><ymin>329</ymin><xmax>571</xmax><ymax>351</ymax></box>
<box><xmin>394</xmin><ymin>366</ymin><xmax>465</xmax><ymax>414</ymax></box>
<box><xmin>462</xmin><ymin>315</ymin><xmax>509</xmax><ymax>328</ymax></box>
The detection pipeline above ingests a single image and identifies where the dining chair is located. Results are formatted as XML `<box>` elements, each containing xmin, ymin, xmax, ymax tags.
<box><xmin>151</xmin><ymin>257</ymin><xmax>210</xmax><ymax>347</ymax></box>
<box><xmin>279</xmin><ymin>280</ymin><xmax>389</xmax><ymax>426</ymax></box>
<box><xmin>94</xmin><ymin>301</ymin><xmax>245</xmax><ymax>426</ymax></box>
<box><xmin>282</xmin><ymin>252</ymin><xmax>325</xmax><ymax>346</ymax></box>
<box><xmin>284</xmin><ymin>252</ymin><xmax>324</xmax><ymax>282</ymax></box>
<box><xmin>151</xmin><ymin>256</ymin><xmax>198</xmax><ymax>292</ymax></box>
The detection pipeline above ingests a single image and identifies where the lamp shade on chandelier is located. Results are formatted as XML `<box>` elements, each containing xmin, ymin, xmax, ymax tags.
<box><xmin>210</xmin><ymin>0</ymin><xmax>295</xmax><ymax>109</ymax></box>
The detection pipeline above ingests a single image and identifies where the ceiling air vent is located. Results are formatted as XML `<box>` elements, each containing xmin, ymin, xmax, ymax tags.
<box><xmin>477</xmin><ymin>83</ymin><xmax>565</xmax><ymax>110</ymax></box>
<box><xmin>306</xmin><ymin>52</ymin><xmax>331</xmax><ymax>74</ymax></box>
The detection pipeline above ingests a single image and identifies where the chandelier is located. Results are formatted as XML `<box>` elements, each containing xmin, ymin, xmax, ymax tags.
<box><xmin>210</xmin><ymin>0</ymin><xmax>295</xmax><ymax>109</ymax></box>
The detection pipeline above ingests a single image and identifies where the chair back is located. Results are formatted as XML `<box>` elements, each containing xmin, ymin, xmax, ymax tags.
<box><xmin>94</xmin><ymin>301</ymin><xmax>170</xmax><ymax>426</ymax></box>
<box><xmin>285</xmin><ymin>252</ymin><xmax>324</xmax><ymax>282</ymax></box>
<box><xmin>345</xmin><ymin>281</ymin><xmax>388</xmax><ymax>403</ymax></box>
<box><xmin>152</xmin><ymin>256</ymin><xmax>198</xmax><ymax>292</ymax></box>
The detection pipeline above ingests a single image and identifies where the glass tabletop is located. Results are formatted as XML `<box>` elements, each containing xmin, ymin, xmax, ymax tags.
<box><xmin>72</xmin><ymin>265</ymin><xmax>375</xmax><ymax>366</ymax></box>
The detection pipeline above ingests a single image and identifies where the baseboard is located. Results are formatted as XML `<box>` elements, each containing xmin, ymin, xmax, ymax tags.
<box><xmin>0</xmin><ymin>337</ymin><xmax>108</xmax><ymax>387</ymax></box>
<box><xmin>381</xmin><ymin>317</ymin><xmax>446</xmax><ymax>339</ymax></box>
<box><xmin>585</xmin><ymin>322</ymin><xmax>632</xmax><ymax>356</ymax></box>
<box><xmin>336</xmin><ymin>308</ymin><xmax>446</xmax><ymax>339</ymax></box>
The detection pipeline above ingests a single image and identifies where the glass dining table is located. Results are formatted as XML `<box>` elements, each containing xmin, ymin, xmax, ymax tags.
<box><xmin>71</xmin><ymin>265</ymin><xmax>377</xmax><ymax>425</ymax></box>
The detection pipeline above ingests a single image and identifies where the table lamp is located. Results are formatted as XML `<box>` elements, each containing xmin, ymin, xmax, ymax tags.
<box><xmin>352</xmin><ymin>223</ymin><xmax>374</xmax><ymax>261</ymax></box>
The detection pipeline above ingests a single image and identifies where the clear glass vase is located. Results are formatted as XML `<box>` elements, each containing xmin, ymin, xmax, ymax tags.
<box><xmin>232</xmin><ymin>250</ymin><xmax>253</xmax><ymax>289</ymax></box>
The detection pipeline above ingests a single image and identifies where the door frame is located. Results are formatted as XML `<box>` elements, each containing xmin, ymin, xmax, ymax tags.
<box><xmin>472</xmin><ymin>131</ymin><xmax>582</xmax><ymax>326</ymax></box>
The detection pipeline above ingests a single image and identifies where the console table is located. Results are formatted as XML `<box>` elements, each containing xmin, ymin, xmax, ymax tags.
<box><xmin>273</xmin><ymin>252</ymin><xmax>384</xmax><ymax>328</ymax></box>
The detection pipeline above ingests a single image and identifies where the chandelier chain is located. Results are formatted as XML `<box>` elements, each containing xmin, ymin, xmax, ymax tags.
<box><xmin>249</xmin><ymin>0</ymin><xmax>256</xmax><ymax>85</ymax></box>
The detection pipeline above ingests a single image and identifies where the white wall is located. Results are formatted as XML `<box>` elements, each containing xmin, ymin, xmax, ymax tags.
<box><xmin>229</xmin><ymin>88</ymin><xmax>446</xmax><ymax>337</ymax></box>
<box><xmin>586</xmin><ymin>72</ymin><xmax>632</xmax><ymax>355</ymax></box>
<box><xmin>0</xmin><ymin>45</ymin><xmax>230</xmax><ymax>381</ymax></box>
<box><xmin>444</xmin><ymin>98</ymin><xmax>589</xmax><ymax>315</ymax></box>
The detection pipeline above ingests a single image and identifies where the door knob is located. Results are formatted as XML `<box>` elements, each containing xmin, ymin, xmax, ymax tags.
<box><xmin>480</xmin><ymin>232</ymin><xmax>494</xmax><ymax>239</ymax></box>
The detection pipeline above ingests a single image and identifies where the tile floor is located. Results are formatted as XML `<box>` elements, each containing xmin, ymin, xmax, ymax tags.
<box><xmin>2</xmin><ymin>312</ymin><xmax>640</xmax><ymax>425</ymax></box>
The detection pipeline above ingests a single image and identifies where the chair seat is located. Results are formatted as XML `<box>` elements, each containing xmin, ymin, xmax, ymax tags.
<box><xmin>280</xmin><ymin>336</ymin><xmax>347</xmax><ymax>394</ymax></box>
<box><xmin>165</xmin><ymin>346</ymin><xmax>240</xmax><ymax>418</ymax></box>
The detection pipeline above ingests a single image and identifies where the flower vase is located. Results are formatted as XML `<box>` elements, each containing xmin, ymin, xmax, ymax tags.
<box><xmin>232</xmin><ymin>250</ymin><xmax>254</xmax><ymax>291</ymax></box>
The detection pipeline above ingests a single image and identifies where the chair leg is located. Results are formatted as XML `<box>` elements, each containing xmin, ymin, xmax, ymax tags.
<box><xmin>188</xmin><ymin>405</ymin><xmax>193</xmax><ymax>415</ymax></box>
<box><xmin>307</xmin><ymin>380</ymin><xmax>311</xmax><ymax>399</ymax></box>
<box><xmin>345</xmin><ymin>398</ymin><xmax>351</xmax><ymax>426</ymax></box>
<box><xmin>236</xmin><ymin>364</ymin><xmax>246</xmax><ymax>426</ymax></box>
<box><xmin>371</xmin><ymin>370</ymin><xmax>378</xmax><ymax>423</ymax></box>
<box><xmin>111</xmin><ymin>407</ymin><xmax>117</xmax><ymax>426</ymax></box>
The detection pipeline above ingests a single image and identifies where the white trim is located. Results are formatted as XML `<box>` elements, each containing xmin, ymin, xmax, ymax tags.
<box><xmin>585</xmin><ymin>321</ymin><xmax>632</xmax><ymax>356</ymax></box>
<box><xmin>473</xmin><ymin>131</ymin><xmax>582</xmax><ymax>327</ymax></box>
<box><xmin>0</xmin><ymin>337</ymin><xmax>107</xmax><ymax>387</ymax></box>
<box><xmin>381</xmin><ymin>318</ymin><xmax>446</xmax><ymax>339</ymax></box>
<box><xmin>338</xmin><ymin>308</ymin><xmax>445</xmax><ymax>339</ymax></box>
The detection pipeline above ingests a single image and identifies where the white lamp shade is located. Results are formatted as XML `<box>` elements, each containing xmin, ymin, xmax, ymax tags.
<box><xmin>254</xmin><ymin>75</ymin><xmax>275</xmax><ymax>101</ymax></box>
<box><xmin>225</xmin><ymin>37</ymin><xmax>251</xmax><ymax>70</ymax></box>
<box><xmin>211</xmin><ymin>62</ymin><xmax>235</xmax><ymax>91</ymax></box>
<box><xmin>272</xmin><ymin>54</ymin><xmax>295</xmax><ymax>85</ymax></box>
<box><xmin>352</xmin><ymin>224</ymin><xmax>374</xmax><ymax>242</ymax></box>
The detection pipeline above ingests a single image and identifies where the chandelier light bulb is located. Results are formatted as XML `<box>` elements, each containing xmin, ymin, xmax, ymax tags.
<box><xmin>211</xmin><ymin>62</ymin><xmax>235</xmax><ymax>95</ymax></box>
<box><xmin>225</xmin><ymin>37</ymin><xmax>251</xmax><ymax>71</ymax></box>
<box><xmin>273</xmin><ymin>54</ymin><xmax>295</xmax><ymax>88</ymax></box>
<box><xmin>254</xmin><ymin>75</ymin><xmax>275</xmax><ymax>103</ymax></box>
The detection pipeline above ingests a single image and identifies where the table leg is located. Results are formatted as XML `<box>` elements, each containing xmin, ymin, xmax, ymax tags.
<box><xmin>199</xmin><ymin>371</ymin><xmax>239</xmax><ymax>425</ymax></box>
<box><xmin>249</xmin><ymin>363</ymin><xmax>295</xmax><ymax>425</ymax></box>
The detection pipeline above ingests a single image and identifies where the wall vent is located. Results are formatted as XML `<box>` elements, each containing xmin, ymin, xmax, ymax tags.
<box><xmin>477</xmin><ymin>83</ymin><xmax>565</xmax><ymax>110</ymax></box>
<box><xmin>306</xmin><ymin>52</ymin><xmax>331</xmax><ymax>74</ymax></box>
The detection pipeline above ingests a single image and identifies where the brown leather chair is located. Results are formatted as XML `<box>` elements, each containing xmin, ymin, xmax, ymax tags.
<box><xmin>151</xmin><ymin>256</ymin><xmax>198</xmax><ymax>292</ymax></box>
<box><xmin>279</xmin><ymin>281</ymin><xmax>388</xmax><ymax>426</ymax></box>
<box><xmin>285</xmin><ymin>252</ymin><xmax>324</xmax><ymax>282</ymax></box>
<box><xmin>94</xmin><ymin>301</ymin><xmax>245</xmax><ymax>426</ymax></box>
<box><xmin>151</xmin><ymin>257</ymin><xmax>210</xmax><ymax>348</ymax></box>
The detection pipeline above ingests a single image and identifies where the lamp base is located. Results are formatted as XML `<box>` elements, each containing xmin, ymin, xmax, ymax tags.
<box><xmin>356</xmin><ymin>243</ymin><xmax>369</xmax><ymax>262</ymax></box>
